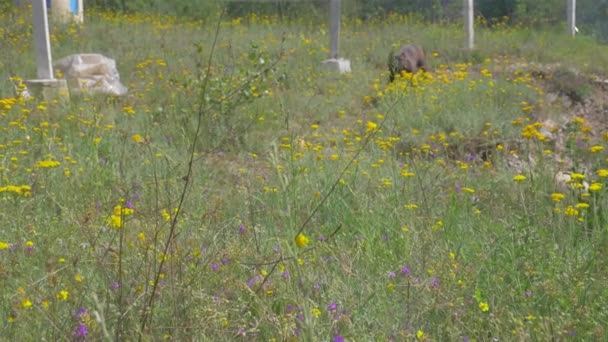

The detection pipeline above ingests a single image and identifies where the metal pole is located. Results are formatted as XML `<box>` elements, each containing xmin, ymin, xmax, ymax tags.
<box><xmin>567</xmin><ymin>0</ymin><xmax>576</xmax><ymax>37</ymax></box>
<box><xmin>329</xmin><ymin>0</ymin><xmax>341</xmax><ymax>59</ymax></box>
<box><xmin>464</xmin><ymin>0</ymin><xmax>474</xmax><ymax>50</ymax></box>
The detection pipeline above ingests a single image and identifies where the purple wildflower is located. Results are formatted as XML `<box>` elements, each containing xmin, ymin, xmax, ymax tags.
<box><xmin>247</xmin><ymin>276</ymin><xmax>259</xmax><ymax>287</ymax></box>
<box><xmin>333</xmin><ymin>335</ymin><xmax>345</xmax><ymax>342</ymax></box>
<box><xmin>125</xmin><ymin>200</ymin><xmax>134</xmax><ymax>209</ymax></box>
<box><xmin>73</xmin><ymin>323</ymin><xmax>88</xmax><ymax>338</ymax></box>
<box><xmin>388</xmin><ymin>271</ymin><xmax>396</xmax><ymax>278</ymax></box>
<box><xmin>327</xmin><ymin>302</ymin><xmax>338</xmax><ymax>312</ymax></box>
<box><xmin>211</xmin><ymin>263</ymin><xmax>220</xmax><ymax>271</ymax></box>
<box><xmin>432</xmin><ymin>277</ymin><xmax>439</xmax><ymax>287</ymax></box>
<box><xmin>74</xmin><ymin>307</ymin><xmax>88</xmax><ymax>318</ymax></box>
<box><xmin>401</xmin><ymin>266</ymin><xmax>410</xmax><ymax>275</ymax></box>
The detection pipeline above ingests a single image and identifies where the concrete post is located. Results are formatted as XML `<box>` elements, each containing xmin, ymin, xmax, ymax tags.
<box><xmin>26</xmin><ymin>0</ymin><xmax>69</xmax><ymax>100</ymax></box>
<box><xmin>53</xmin><ymin>0</ymin><xmax>84</xmax><ymax>23</ymax></box>
<box><xmin>32</xmin><ymin>0</ymin><xmax>54</xmax><ymax>79</ymax></box>
<box><xmin>321</xmin><ymin>0</ymin><xmax>351</xmax><ymax>74</ymax></box>
<box><xmin>329</xmin><ymin>0</ymin><xmax>340</xmax><ymax>59</ymax></box>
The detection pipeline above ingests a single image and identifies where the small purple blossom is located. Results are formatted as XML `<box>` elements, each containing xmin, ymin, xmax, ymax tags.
<box><xmin>281</xmin><ymin>270</ymin><xmax>289</xmax><ymax>279</ymax></box>
<box><xmin>388</xmin><ymin>271</ymin><xmax>396</xmax><ymax>278</ymax></box>
<box><xmin>211</xmin><ymin>263</ymin><xmax>220</xmax><ymax>271</ymax></box>
<box><xmin>247</xmin><ymin>275</ymin><xmax>260</xmax><ymax>287</ymax></box>
<box><xmin>401</xmin><ymin>266</ymin><xmax>410</xmax><ymax>275</ymax></box>
<box><xmin>432</xmin><ymin>277</ymin><xmax>439</xmax><ymax>287</ymax></box>
<box><xmin>239</xmin><ymin>224</ymin><xmax>246</xmax><ymax>234</ymax></box>
<box><xmin>273</xmin><ymin>245</ymin><xmax>281</xmax><ymax>252</ymax></box>
<box><xmin>525</xmin><ymin>290</ymin><xmax>532</xmax><ymax>298</ymax></box>
<box><xmin>111</xmin><ymin>281</ymin><xmax>120</xmax><ymax>290</ymax></box>
<box><xmin>333</xmin><ymin>335</ymin><xmax>345</xmax><ymax>342</ymax></box>
<box><xmin>73</xmin><ymin>323</ymin><xmax>88</xmax><ymax>338</ymax></box>
<box><xmin>327</xmin><ymin>302</ymin><xmax>338</xmax><ymax>312</ymax></box>
<box><xmin>125</xmin><ymin>200</ymin><xmax>134</xmax><ymax>209</ymax></box>
<box><xmin>74</xmin><ymin>307</ymin><xmax>88</xmax><ymax>318</ymax></box>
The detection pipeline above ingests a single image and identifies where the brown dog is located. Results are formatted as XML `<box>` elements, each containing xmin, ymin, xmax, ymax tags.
<box><xmin>388</xmin><ymin>44</ymin><xmax>426</xmax><ymax>82</ymax></box>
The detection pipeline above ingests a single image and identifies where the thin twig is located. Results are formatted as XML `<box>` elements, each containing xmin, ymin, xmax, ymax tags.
<box><xmin>138</xmin><ymin>8</ymin><xmax>226</xmax><ymax>338</ymax></box>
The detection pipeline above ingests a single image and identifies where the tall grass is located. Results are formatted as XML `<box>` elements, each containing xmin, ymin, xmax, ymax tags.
<box><xmin>1</xmin><ymin>4</ymin><xmax>608</xmax><ymax>341</ymax></box>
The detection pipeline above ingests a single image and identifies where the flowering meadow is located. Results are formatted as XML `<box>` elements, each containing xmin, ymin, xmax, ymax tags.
<box><xmin>1</xmin><ymin>4</ymin><xmax>608</xmax><ymax>341</ymax></box>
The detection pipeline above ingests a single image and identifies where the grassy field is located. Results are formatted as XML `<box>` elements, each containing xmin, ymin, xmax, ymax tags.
<box><xmin>1</xmin><ymin>4</ymin><xmax>608</xmax><ymax>341</ymax></box>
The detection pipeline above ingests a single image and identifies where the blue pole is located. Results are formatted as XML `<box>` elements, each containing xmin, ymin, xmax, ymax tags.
<box><xmin>71</xmin><ymin>0</ymin><xmax>78</xmax><ymax>14</ymax></box>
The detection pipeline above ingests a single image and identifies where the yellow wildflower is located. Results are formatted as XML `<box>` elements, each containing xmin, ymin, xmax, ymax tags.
<box><xmin>57</xmin><ymin>290</ymin><xmax>69</xmax><ymax>301</ymax></box>
<box><xmin>295</xmin><ymin>234</ymin><xmax>310</xmax><ymax>248</ymax></box>
<box><xmin>564</xmin><ymin>206</ymin><xmax>579</xmax><ymax>216</ymax></box>
<box><xmin>513</xmin><ymin>175</ymin><xmax>527</xmax><ymax>181</ymax></box>
<box><xmin>589</xmin><ymin>183</ymin><xmax>602</xmax><ymax>192</ymax></box>
<box><xmin>589</xmin><ymin>145</ymin><xmax>604</xmax><ymax>153</ymax></box>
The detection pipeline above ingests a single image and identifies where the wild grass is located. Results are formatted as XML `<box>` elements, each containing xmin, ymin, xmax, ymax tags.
<box><xmin>1</xmin><ymin>4</ymin><xmax>608</xmax><ymax>341</ymax></box>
